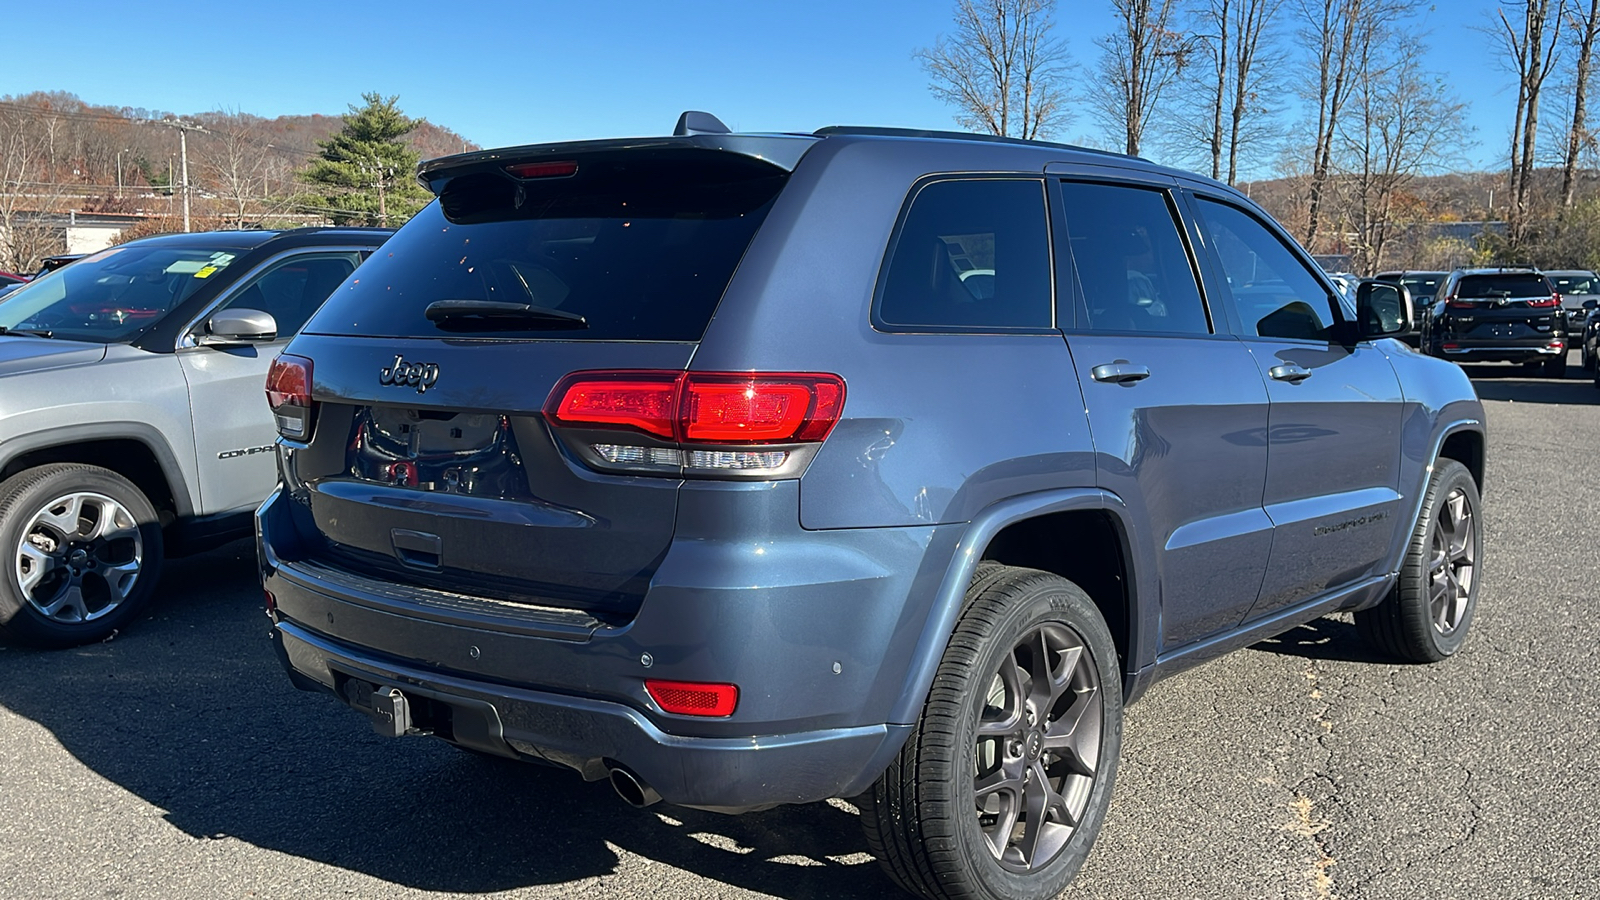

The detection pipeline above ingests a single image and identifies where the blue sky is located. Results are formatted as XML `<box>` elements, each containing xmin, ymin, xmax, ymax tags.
<box><xmin>3</xmin><ymin>0</ymin><xmax>1527</xmax><ymax>174</ymax></box>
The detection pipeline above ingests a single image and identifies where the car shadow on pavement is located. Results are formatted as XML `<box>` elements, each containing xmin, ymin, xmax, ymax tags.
<box><xmin>1459</xmin><ymin>363</ymin><xmax>1600</xmax><ymax>405</ymax></box>
<box><xmin>0</xmin><ymin>542</ymin><xmax>895</xmax><ymax>898</ymax></box>
<box><xmin>1250</xmin><ymin>615</ymin><xmax>1394</xmax><ymax>664</ymax></box>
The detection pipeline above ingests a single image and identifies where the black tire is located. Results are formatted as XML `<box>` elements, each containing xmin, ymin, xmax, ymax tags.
<box><xmin>0</xmin><ymin>464</ymin><xmax>165</xmax><ymax>648</ymax></box>
<box><xmin>860</xmin><ymin>566</ymin><xmax>1122</xmax><ymax>900</ymax></box>
<box><xmin>1354</xmin><ymin>459</ymin><xmax>1481</xmax><ymax>663</ymax></box>
<box><xmin>1543</xmin><ymin>355</ymin><xmax>1567</xmax><ymax>378</ymax></box>
<box><xmin>1582</xmin><ymin>343</ymin><xmax>1596</xmax><ymax>372</ymax></box>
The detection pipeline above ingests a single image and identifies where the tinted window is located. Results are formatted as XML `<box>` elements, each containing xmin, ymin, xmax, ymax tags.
<box><xmin>1456</xmin><ymin>273</ymin><xmax>1551</xmax><ymax>298</ymax></box>
<box><xmin>306</xmin><ymin>156</ymin><xmax>785</xmax><ymax>341</ymax></box>
<box><xmin>1196</xmin><ymin>199</ymin><xmax>1338</xmax><ymax>341</ymax></box>
<box><xmin>0</xmin><ymin>243</ymin><xmax>239</xmax><ymax>343</ymax></box>
<box><xmin>878</xmin><ymin>179</ymin><xmax>1052</xmax><ymax>330</ymax></box>
<box><xmin>1057</xmin><ymin>182</ymin><xmax>1209</xmax><ymax>334</ymax></box>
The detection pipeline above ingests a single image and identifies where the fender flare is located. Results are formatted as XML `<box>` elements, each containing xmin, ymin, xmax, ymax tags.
<box><xmin>886</xmin><ymin>487</ymin><xmax>1155</xmax><ymax>725</ymax></box>
<box><xmin>1369</xmin><ymin>417</ymin><xmax>1485</xmax><ymax>592</ymax></box>
<box><xmin>0</xmin><ymin>422</ymin><xmax>196</xmax><ymax>518</ymax></box>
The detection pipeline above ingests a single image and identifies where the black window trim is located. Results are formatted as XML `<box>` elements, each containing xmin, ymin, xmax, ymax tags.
<box><xmin>1183</xmin><ymin>188</ymin><xmax>1354</xmax><ymax>345</ymax></box>
<box><xmin>870</xmin><ymin>173</ymin><xmax>1060</xmax><ymax>336</ymax></box>
<box><xmin>1051</xmin><ymin>176</ymin><xmax>1223</xmax><ymax>338</ymax></box>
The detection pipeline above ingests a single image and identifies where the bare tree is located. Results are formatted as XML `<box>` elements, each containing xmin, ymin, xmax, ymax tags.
<box><xmin>1095</xmin><ymin>0</ymin><xmax>1195</xmax><ymax>155</ymax></box>
<box><xmin>1339</xmin><ymin>48</ymin><xmax>1469</xmax><ymax>272</ymax></box>
<box><xmin>1562</xmin><ymin>0</ymin><xmax>1600</xmax><ymax>205</ymax></box>
<box><xmin>198</xmin><ymin>112</ymin><xmax>272</xmax><ymax>228</ymax></box>
<box><xmin>1179</xmin><ymin>0</ymin><xmax>1285</xmax><ymax>182</ymax></box>
<box><xmin>1298</xmin><ymin>0</ymin><xmax>1389</xmax><ymax>251</ymax></box>
<box><xmin>917</xmin><ymin>0</ymin><xmax>1074</xmax><ymax>139</ymax></box>
<box><xmin>1496</xmin><ymin>0</ymin><xmax>1567</xmax><ymax>246</ymax></box>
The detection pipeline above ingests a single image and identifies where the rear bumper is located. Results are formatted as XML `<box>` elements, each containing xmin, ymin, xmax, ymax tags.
<box><xmin>270</xmin><ymin>619</ymin><xmax>907</xmax><ymax>812</ymax></box>
<box><xmin>257</xmin><ymin>485</ymin><xmax>941</xmax><ymax>812</ymax></box>
<box><xmin>1438</xmin><ymin>342</ymin><xmax>1564</xmax><ymax>362</ymax></box>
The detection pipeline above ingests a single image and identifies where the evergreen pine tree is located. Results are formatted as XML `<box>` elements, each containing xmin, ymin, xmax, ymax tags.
<box><xmin>302</xmin><ymin>93</ymin><xmax>430</xmax><ymax>226</ymax></box>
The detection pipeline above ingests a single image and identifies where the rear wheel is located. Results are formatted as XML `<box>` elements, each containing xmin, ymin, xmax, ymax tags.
<box><xmin>860</xmin><ymin>566</ymin><xmax>1122</xmax><ymax>900</ymax></box>
<box><xmin>1543</xmin><ymin>354</ymin><xmax>1568</xmax><ymax>378</ymax></box>
<box><xmin>1582</xmin><ymin>342</ymin><xmax>1596</xmax><ymax>372</ymax></box>
<box><xmin>1355</xmin><ymin>459</ymin><xmax>1481</xmax><ymax>663</ymax></box>
<box><xmin>0</xmin><ymin>464</ymin><xmax>165</xmax><ymax>648</ymax></box>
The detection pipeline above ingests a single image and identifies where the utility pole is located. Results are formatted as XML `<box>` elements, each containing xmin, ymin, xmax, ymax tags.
<box><xmin>143</xmin><ymin>118</ymin><xmax>206</xmax><ymax>232</ymax></box>
<box><xmin>179</xmin><ymin>127</ymin><xmax>190</xmax><ymax>232</ymax></box>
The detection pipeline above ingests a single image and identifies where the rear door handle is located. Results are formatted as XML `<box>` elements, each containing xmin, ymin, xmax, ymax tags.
<box><xmin>1269</xmin><ymin>364</ymin><xmax>1313</xmax><ymax>383</ymax></box>
<box><xmin>1091</xmin><ymin>362</ymin><xmax>1152</xmax><ymax>385</ymax></box>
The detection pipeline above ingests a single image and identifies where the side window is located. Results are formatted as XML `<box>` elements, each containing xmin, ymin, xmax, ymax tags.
<box><xmin>1057</xmin><ymin>181</ymin><xmax>1210</xmax><ymax>334</ymax></box>
<box><xmin>1195</xmin><ymin>199</ymin><xmax>1339</xmax><ymax>341</ymax></box>
<box><xmin>878</xmin><ymin>179</ymin><xmax>1052</xmax><ymax>330</ymax></box>
<box><xmin>212</xmin><ymin>252</ymin><xmax>359</xmax><ymax>339</ymax></box>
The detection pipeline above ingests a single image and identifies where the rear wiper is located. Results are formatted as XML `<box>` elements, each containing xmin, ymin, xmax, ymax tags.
<box><xmin>0</xmin><ymin>326</ymin><xmax>53</xmax><ymax>338</ymax></box>
<box><xmin>424</xmin><ymin>299</ymin><xmax>587</xmax><ymax>330</ymax></box>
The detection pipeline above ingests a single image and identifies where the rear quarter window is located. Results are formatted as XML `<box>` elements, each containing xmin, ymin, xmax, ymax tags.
<box><xmin>303</xmin><ymin>154</ymin><xmax>786</xmax><ymax>342</ymax></box>
<box><xmin>875</xmin><ymin>178</ymin><xmax>1053</xmax><ymax>331</ymax></box>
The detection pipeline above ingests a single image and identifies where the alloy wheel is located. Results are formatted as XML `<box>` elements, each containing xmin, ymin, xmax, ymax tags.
<box><xmin>14</xmin><ymin>492</ymin><xmax>144</xmax><ymax>623</ymax></box>
<box><xmin>1429</xmin><ymin>486</ymin><xmax>1475</xmax><ymax>635</ymax></box>
<box><xmin>973</xmin><ymin>623</ymin><xmax>1102</xmax><ymax>872</ymax></box>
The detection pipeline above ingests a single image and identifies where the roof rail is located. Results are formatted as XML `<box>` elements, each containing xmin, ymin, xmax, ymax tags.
<box><xmin>813</xmin><ymin>125</ymin><xmax>1137</xmax><ymax>160</ymax></box>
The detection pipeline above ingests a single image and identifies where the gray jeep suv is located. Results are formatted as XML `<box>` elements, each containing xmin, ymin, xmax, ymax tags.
<box><xmin>0</xmin><ymin>227</ymin><xmax>388</xmax><ymax>647</ymax></box>
<box><xmin>257</xmin><ymin>117</ymin><xmax>1486</xmax><ymax>900</ymax></box>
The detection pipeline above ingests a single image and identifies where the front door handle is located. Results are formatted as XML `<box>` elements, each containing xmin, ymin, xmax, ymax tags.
<box><xmin>1091</xmin><ymin>361</ymin><xmax>1152</xmax><ymax>385</ymax></box>
<box><xmin>1269</xmin><ymin>364</ymin><xmax>1313</xmax><ymax>383</ymax></box>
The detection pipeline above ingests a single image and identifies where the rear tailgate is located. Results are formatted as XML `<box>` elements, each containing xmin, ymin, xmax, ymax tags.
<box><xmin>277</xmin><ymin>144</ymin><xmax>800</xmax><ymax>621</ymax></box>
<box><xmin>286</xmin><ymin>336</ymin><xmax>691</xmax><ymax>620</ymax></box>
<box><xmin>1444</xmin><ymin>272</ymin><xmax>1559</xmax><ymax>342</ymax></box>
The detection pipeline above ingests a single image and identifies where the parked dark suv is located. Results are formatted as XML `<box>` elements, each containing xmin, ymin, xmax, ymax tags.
<box><xmin>257</xmin><ymin>116</ymin><xmax>1487</xmax><ymax>900</ymax></box>
<box><xmin>1421</xmin><ymin>267</ymin><xmax>1568</xmax><ymax>376</ymax></box>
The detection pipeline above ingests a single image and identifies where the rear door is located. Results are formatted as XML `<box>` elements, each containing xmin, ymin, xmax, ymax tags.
<box><xmin>281</xmin><ymin>153</ymin><xmax>790</xmax><ymax>621</ymax></box>
<box><xmin>1185</xmin><ymin>191</ymin><xmax>1404</xmax><ymax>621</ymax></box>
<box><xmin>1052</xmin><ymin>174</ymin><xmax>1272</xmax><ymax>651</ymax></box>
<box><xmin>179</xmin><ymin>249</ymin><xmax>362</xmax><ymax>514</ymax></box>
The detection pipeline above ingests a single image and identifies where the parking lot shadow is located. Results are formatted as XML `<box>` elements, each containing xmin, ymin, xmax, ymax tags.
<box><xmin>1459</xmin><ymin>363</ymin><xmax>1600</xmax><ymax>405</ymax></box>
<box><xmin>0</xmin><ymin>543</ymin><xmax>894</xmax><ymax>898</ymax></box>
<box><xmin>1250</xmin><ymin>615</ymin><xmax>1394</xmax><ymax>664</ymax></box>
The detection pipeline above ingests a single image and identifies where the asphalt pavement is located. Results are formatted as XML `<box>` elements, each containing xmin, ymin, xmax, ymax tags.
<box><xmin>1</xmin><ymin>360</ymin><xmax>1596</xmax><ymax>900</ymax></box>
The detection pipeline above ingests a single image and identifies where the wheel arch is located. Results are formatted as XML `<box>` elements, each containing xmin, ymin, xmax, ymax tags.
<box><xmin>0</xmin><ymin>424</ymin><xmax>194</xmax><ymax>523</ymax></box>
<box><xmin>888</xmin><ymin>489</ymin><xmax>1155</xmax><ymax>725</ymax></box>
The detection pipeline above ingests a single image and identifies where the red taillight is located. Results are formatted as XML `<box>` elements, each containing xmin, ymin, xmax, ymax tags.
<box><xmin>646</xmin><ymin>679</ymin><xmax>738</xmax><ymax>717</ymax></box>
<box><xmin>681</xmin><ymin>373</ymin><xmax>845</xmax><ymax>443</ymax></box>
<box><xmin>1445</xmin><ymin>296</ymin><xmax>1473</xmax><ymax>310</ymax></box>
<box><xmin>547</xmin><ymin>372</ymin><xmax>679</xmax><ymax>439</ymax></box>
<box><xmin>545</xmin><ymin>371</ymin><xmax>846</xmax><ymax>445</ymax></box>
<box><xmin>506</xmin><ymin>160</ymin><xmax>578</xmax><ymax>179</ymax></box>
<box><xmin>1528</xmin><ymin>294</ymin><xmax>1560</xmax><ymax>308</ymax></box>
<box><xmin>266</xmin><ymin>353</ymin><xmax>315</xmax><ymax>440</ymax></box>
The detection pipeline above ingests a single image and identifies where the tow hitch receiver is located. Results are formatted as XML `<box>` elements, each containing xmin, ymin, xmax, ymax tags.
<box><xmin>369</xmin><ymin>686</ymin><xmax>412</xmax><ymax>738</ymax></box>
<box><xmin>339</xmin><ymin>675</ymin><xmax>416</xmax><ymax>738</ymax></box>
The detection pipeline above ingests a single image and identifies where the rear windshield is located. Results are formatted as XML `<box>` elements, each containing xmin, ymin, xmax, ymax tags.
<box><xmin>304</xmin><ymin>155</ymin><xmax>786</xmax><ymax>341</ymax></box>
<box><xmin>1456</xmin><ymin>273</ymin><xmax>1551</xmax><ymax>298</ymax></box>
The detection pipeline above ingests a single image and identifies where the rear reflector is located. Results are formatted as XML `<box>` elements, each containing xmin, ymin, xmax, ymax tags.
<box><xmin>646</xmin><ymin>679</ymin><xmax>738</xmax><ymax>717</ymax></box>
<box><xmin>506</xmin><ymin>160</ymin><xmax>578</xmax><ymax>179</ymax></box>
<box><xmin>266</xmin><ymin>354</ymin><xmax>315</xmax><ymax>440</ymax></box>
